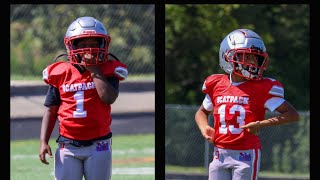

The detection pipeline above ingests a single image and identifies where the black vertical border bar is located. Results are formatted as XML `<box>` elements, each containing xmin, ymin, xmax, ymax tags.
<box><xmin>155</xmin><ymin>2</ymin><xmax>165</xmax><ymax>180</ymax></box>
<box><xmin>6</xmin><ymin>2</ymin><xmax>11</xmax><ymax>180</ymax></box>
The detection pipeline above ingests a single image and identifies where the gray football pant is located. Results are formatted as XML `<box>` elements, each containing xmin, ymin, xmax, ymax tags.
<box><xmin>54</xmin><ymin>138</ymin><xmax>112</xmax><ymax>180</ymax></box>
<box><xmin>208</xmin><ymin>146</ymin><xmax>261</xmax><ymax>180</ymax></box>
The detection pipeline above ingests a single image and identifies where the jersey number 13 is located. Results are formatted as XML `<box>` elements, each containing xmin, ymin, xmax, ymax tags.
<box><xmin>217</xmin><ymin>104</ymin><xmax>245</xmax><ymax>134</ymax></box>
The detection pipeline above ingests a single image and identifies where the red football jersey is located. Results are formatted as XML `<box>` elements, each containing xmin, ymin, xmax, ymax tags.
<box><xmin>202</xmin><ymin>74</ymin><xmax>284</xmax><ymax>150</ymax></box>
<box><xmin>42</xmin><ymin>60</ymin><xmax>127</xmax><ymax>140</ymax></box>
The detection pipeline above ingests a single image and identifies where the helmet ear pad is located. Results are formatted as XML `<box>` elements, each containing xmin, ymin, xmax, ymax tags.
<box><xmin>219</xmin><ymin>50</ymin><xmax>234</xmax><ymax>74</ymax></box>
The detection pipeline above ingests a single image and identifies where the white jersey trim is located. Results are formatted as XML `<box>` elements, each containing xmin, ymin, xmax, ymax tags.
<box><xmin>264</xmin><ymin>97</ymin><xmax>285</xmax><ymax>112</ymax></box>
<box><xmin>42</xmin><ymin>67</ymin><xmax>48</xmax><ymax>80</ymax></box>
<box><xmin>269</xmin><ymin>85</ymin><xmax>284</xmax><ymax>98</ymax></box>
<box><xmin>114</xmin><ymin>66</ymin><xmax>128</xmax><ymax>79</ymax></box>
<box><xmin>202</xmin><ymin>94</ymin><xmax>213</xmax><ymax>111</ymax></box>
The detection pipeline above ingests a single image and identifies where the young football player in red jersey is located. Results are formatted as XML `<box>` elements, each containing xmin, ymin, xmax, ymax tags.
<box><xmin>39</xmin><ymin>16</ymin><xmax>128</xmax><ymax>180</ymax></box>
<box><xmin>195</xmin><ymin>29</ymin><xmax>300</xmax><ymax>180</ymax></box>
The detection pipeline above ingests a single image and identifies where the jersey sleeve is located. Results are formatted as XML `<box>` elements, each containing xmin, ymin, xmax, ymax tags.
<box><xmin>202</xmin><ymin>94</ymin><xmax>213</xmax><ymax>111</ymax></box>
<box><xmin>265</xmin><ymin>97</ymin><xmax>285</xmax><ymax>112</ymax></box>
<box><xmin>201</xmin><ymin>74</ymin><xmax>223</xmax><ymax>111</ymax></box>
<box><xmin>101</xmin><ymin>60</ymin><xmax>128</xmax><ymax>81</ymax></box>
<box><xmin>264</xmin><ymin>77</ymin><xmax>285</xmax><ymax>98</ymax></box>
<box><xmin>268</xmin><ymin>79</ymin><xmax>284</xmax><ymax>98</ymax></box>
<box><xmin>264</xmin><ymin>77</ymin><xmax>285</xmax><ymax>111</ymax></box>
<box><xmin>42</xmin><ymin>62</ymin><xmax>67</xmax><ymax>88</ymax></box>
<box><xmin>202</xmin><ymin>74</ymin><xmax>220</xmax><ymax>94</ymax></box>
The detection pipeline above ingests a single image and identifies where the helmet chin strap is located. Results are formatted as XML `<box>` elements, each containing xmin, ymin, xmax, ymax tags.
<box><xmin>221</xmin><ymin>71</ymin><xmax>233</xmax><ymax>93</ymax></box>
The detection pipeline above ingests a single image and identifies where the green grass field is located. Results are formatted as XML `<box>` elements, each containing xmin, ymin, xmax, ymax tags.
<box><xmin>11</xmin><ymin>134</ymin><xmax>155</xmax><ymax>180</ymax></box>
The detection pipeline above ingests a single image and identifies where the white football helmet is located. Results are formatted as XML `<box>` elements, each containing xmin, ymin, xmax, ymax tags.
<box><xmin>64</xmin><ymin>16</ymin><xmax>111</xmax><ymax>66</ymax></box>
<box><xmin>219</xmin><ymin>29</ymin><xmax>269</xmax><ymax>80</ymax></box>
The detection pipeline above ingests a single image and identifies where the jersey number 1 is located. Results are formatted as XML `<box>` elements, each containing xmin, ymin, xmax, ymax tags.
<box><xmin>73</xmin><ymin>91</ymin><xmax>87</xmax><ymax>118</ymax></box>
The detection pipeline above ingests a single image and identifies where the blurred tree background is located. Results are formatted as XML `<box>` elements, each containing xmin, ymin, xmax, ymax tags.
<box><xmin>10</xmin><ymin>4</ymin><xmax>155</xmax><ymax>80</ymax></box>
<box><xmin>165</xmin><ymin>4</ymin><xmax>309</xmax><ymax>111</ymax></box>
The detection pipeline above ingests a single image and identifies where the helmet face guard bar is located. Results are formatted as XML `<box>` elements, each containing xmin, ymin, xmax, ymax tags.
<box><xmin>225</xmin><ymin>48</ymin><xmax>269</xmax><ymax>80</ymax></box>
<box><xmin>64</xmin><ymin>34</ymin><xmax>111</xmax><ymax>66</ymax></box>
<box><xmin>69</xmin><ymin>47</ymin><xmax>107</xmax><ymax>66</ymax></box>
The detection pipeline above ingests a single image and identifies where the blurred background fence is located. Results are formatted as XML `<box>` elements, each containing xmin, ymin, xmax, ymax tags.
<box><xmin>10</xmin><ymin>4</ymin><xmax>155</xmax><ymax>79</ymax></box>
<box><xmin>165</xmin><ymin>104</ymin><xmax>310</xmax><ymax>177</ymax></box>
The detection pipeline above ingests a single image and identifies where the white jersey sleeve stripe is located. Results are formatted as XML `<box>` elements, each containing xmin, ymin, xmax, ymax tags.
<box><xmin>269</xmin><ymin>85</ymin><xmax>284</xmax><ymax>98</ymax></box>
<box><xmin>42</xmin><ymin>68</ymin><xmax>48</xmax><ymax>80</ymax></box>
<box><xmin>202</xmin><ymin>94</ymin><xmax>213</xmax><ymax>111</ymax></box>
<box><xmin>264</xmin><ymin>97</ymin><xmax>285</xmax><ymax>112</ymax></box>
<box><xmin>114</xmin><ymin>66</ymin><xmax>128</xmax><ymax>79</ymax></box>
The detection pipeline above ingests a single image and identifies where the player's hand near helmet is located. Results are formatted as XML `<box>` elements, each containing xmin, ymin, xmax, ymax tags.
<box><xmin>39</xmin><ymin>142</ymin><xmax>53</xmax><ymax>165</ymax></box>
